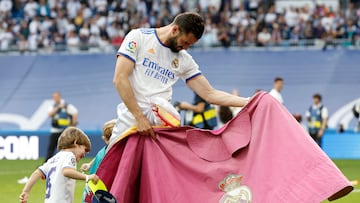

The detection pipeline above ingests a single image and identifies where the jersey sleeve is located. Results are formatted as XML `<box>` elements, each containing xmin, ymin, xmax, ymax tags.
<box><xmin>62</xmin><ymin>153</ymin><xmax>77</xmax><ymax>169</ymax></box>
<box><xmin>116</xmin><ymin>29</ymin><xmax>141</xmax><ymax>63</ymax></box>
<box><xmin>179</xmin><ymin>51</ymin><xmax>202</xmax><ymax>82</ymax></box>
<box><xmin>38</xmin><ymin>162</ymin><xmax>49</xmax><ymax>179</ymax></box>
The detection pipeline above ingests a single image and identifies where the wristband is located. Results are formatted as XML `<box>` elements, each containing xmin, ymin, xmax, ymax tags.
<box><xmin>85</xmin><ymin>175</ymin><xmax>89</xmax><ymax>183</ymax></box>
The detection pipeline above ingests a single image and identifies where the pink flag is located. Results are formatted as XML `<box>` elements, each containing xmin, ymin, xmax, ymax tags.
<box><xmin>95</xmin><ymin>92</ymin><xmax>353</xmax><ymax>203</ymax></box>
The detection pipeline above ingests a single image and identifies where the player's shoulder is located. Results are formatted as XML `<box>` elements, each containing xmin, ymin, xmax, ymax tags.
<box><xmin>58</xmin><ymin>151</ymin><xmax>77</xmax><ymax>166</ymax></box>
<box><xmin>57</xmin><ymin>150</ymin><xmax>75</xmax><ymax>159</ymax></box>
<box><xmin>178</xmin><ymin>49</ymin><xmax>194</xmax><ymax>59</ymax></box>
<box><xmin>44</xmin><ymin>151</ymin><xmax>72</xmax><ymax>166</ymax></box>
<box><xmin>128</xmin><ymin>28</ymin><xmax>155</xmax><ymax>36</ymax></box>
<box><xmin>126</xmin><ymin>28</ymin><xmax>155</xmax><ymax>43</ymax></box>
<box><xmin>139</xmin><ymin>28</ymin><xmax>155</xmax><ymax>35</ymax></box>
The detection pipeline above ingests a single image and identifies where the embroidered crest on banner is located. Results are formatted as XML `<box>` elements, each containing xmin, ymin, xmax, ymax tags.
<box><xmin>218</xmin><ymin>174</ymin><xmax>252</xmax><ymax>203</ymax></box>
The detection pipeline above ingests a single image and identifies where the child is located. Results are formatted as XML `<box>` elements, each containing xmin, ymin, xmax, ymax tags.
<box><xmin>19</xmin><ymin>127</ymin><xmax>99</xmax><ymax>203</ymax></box>
<box><xmin>80</xmin><ymin>119</ymin><xmax>116</xmax><ymax>202</ymax></box>
<box><xmin>80</xmin><ymin>119</ymin><xmax>115</xmax><ymax>174</ymax></box>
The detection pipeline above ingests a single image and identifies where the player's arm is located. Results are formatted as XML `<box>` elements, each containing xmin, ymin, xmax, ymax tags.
<box><xmin>62</xmin><ymin>168</ymin><xmax>99</xmax><ymax>183</ymax></box>
<box><xmin>187</xmin><ymin>75</ymin><xmax>248</xmax><ymax>107</ymax></box>
<box><xmin>113</xmin><ymin>55</ymin><xmax>155</xmax><ymax>138</ymax></box>
<box><xmin>19</xmin><ymin>169</ymin><xmax>43</xmax><ymax>203</ymax></box>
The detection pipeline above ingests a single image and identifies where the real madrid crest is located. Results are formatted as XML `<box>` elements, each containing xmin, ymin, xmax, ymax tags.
<box><xmin>171</xmin><ymin>58</ymin><xmax>179</xmax><ymax>69</ymax></box>
<box><xmin>218</xmin><ymin>174</ymin><xmax>252</xmax><ymax>203</ymax></box>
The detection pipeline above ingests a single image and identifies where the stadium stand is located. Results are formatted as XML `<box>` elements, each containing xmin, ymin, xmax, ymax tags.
<box><xmin>0</xmin><ymin>0</ymin><xmax>360</xmax><ymax>53</ymax></box>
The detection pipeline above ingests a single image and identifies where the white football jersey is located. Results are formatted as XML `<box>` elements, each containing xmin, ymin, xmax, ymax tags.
<box><xmin>117</xmin><ymin>28</ymin><xmax>201</xmax><ymax>103</ymax></box>
<box><xmin>39</xmin><ymin>151</ymin><xmax>76</xmax><ymax>203</ymax></box>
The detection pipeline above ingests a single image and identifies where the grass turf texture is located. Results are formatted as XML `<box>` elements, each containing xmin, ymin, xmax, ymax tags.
<box><xmin>0</xmin><ymin>159</ymin><xmax>359</xmax><ymax>202</ymax></box>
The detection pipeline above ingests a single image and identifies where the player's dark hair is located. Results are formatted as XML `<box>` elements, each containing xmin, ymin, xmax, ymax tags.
<box><xmin>172</xmin><ymin>12</ymin><xmax>205</xmax><ymax>40</ymax></box>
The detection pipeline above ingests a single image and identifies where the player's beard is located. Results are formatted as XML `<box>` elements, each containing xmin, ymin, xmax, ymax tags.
<box><xmin>167</xmin><ymin>35</ymin><xmax>181</xmax><ymax>53</ymax></box>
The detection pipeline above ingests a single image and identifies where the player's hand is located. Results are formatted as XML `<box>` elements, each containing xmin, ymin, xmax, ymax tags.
<box><xmin>135</xmin><ymin>115</ymin><xmax>156</xmax><ymax>139</ymax></box>
<box><xmin>19</xmin><ymin>192</ymin><xmax>29</xmax><ymax>203</ymax></box>
<box><xmin>89</xmin><ymin>174</ymin><xmax>99</xmax><ymax>184</ymax></box>
<box><xmin>80</xmin><ymin>163</ymin><xmax>90</xmax><ymax>172</ymax></box>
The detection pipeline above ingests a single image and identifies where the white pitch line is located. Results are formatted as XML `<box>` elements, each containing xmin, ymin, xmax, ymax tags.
<box><xmin>352</xmin><ymin>189</ymin><xmax>360</xmax><ymax>193</ymax></box>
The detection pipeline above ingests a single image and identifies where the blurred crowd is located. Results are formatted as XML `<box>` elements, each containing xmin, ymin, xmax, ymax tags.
<box><xmin>1</xmin><ymin>0</ymin><xmax>360</xmax><ymax>53</ymax></box>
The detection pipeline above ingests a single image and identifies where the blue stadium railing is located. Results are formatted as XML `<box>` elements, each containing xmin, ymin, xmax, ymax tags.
<box><xmin>1</xmin><ymin>38</ymin><xmax>359</xmax><ymax>55</ymax></box>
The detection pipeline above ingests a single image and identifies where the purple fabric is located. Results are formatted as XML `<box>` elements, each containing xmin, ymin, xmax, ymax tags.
<box><xmin>96</xmin><ymin>92</ymin><xmax>352</xmax><ymax>203</ymax></box>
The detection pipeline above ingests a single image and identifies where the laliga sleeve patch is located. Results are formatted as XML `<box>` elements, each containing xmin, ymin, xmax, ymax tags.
<box><xmin>126</xmin><ymin>41</ymin><xmax>137</xmax><ymax>53</ymax></box>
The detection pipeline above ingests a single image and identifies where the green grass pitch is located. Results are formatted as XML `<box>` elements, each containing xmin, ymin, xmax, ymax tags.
<box><xmin>0</xmin><ymin>159</ymin><xmax>359</xmax><ymax>202</ymax></box>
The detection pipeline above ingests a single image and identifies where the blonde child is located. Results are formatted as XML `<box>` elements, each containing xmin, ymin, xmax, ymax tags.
<box><xmin>80</xmin><ymin>119</ymin><xmax>116</xmax><ymax>202</ymax></box>
<box><xmin>19</xmin><ymin>127</ymin><xmax>99</xmax><ymax>203</ymax></box>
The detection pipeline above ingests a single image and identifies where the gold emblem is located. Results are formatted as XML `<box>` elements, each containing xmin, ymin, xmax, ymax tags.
<box><xmin>171</xmin><ymin>58</ymin><xmax>179</xmax><ymax>69</ymax></box>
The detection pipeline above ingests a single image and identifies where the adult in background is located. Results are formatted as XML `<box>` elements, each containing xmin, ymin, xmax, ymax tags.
<box><xmin>110</xmin><ymin>12</ymin><xmax>249</xmax><ymax>146</ymax></box>
<box><xmin>269</xmin><ymin>77</ymin><xmax>284</xmax><ymax>104</ymax></box>
<box><xmin>175</xmin><ymin>92</ymin><xmax>218</xmax><ymax>130</ymax></box>
<box><xmin>45</xmin><ymin>91</ymin><xmax>78</xmax><ymax>162</ymax></box>
<box><xmin>306</xmin><ymin>93</ymin><xmax>328</xmax><ymax>148</ymax></box>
